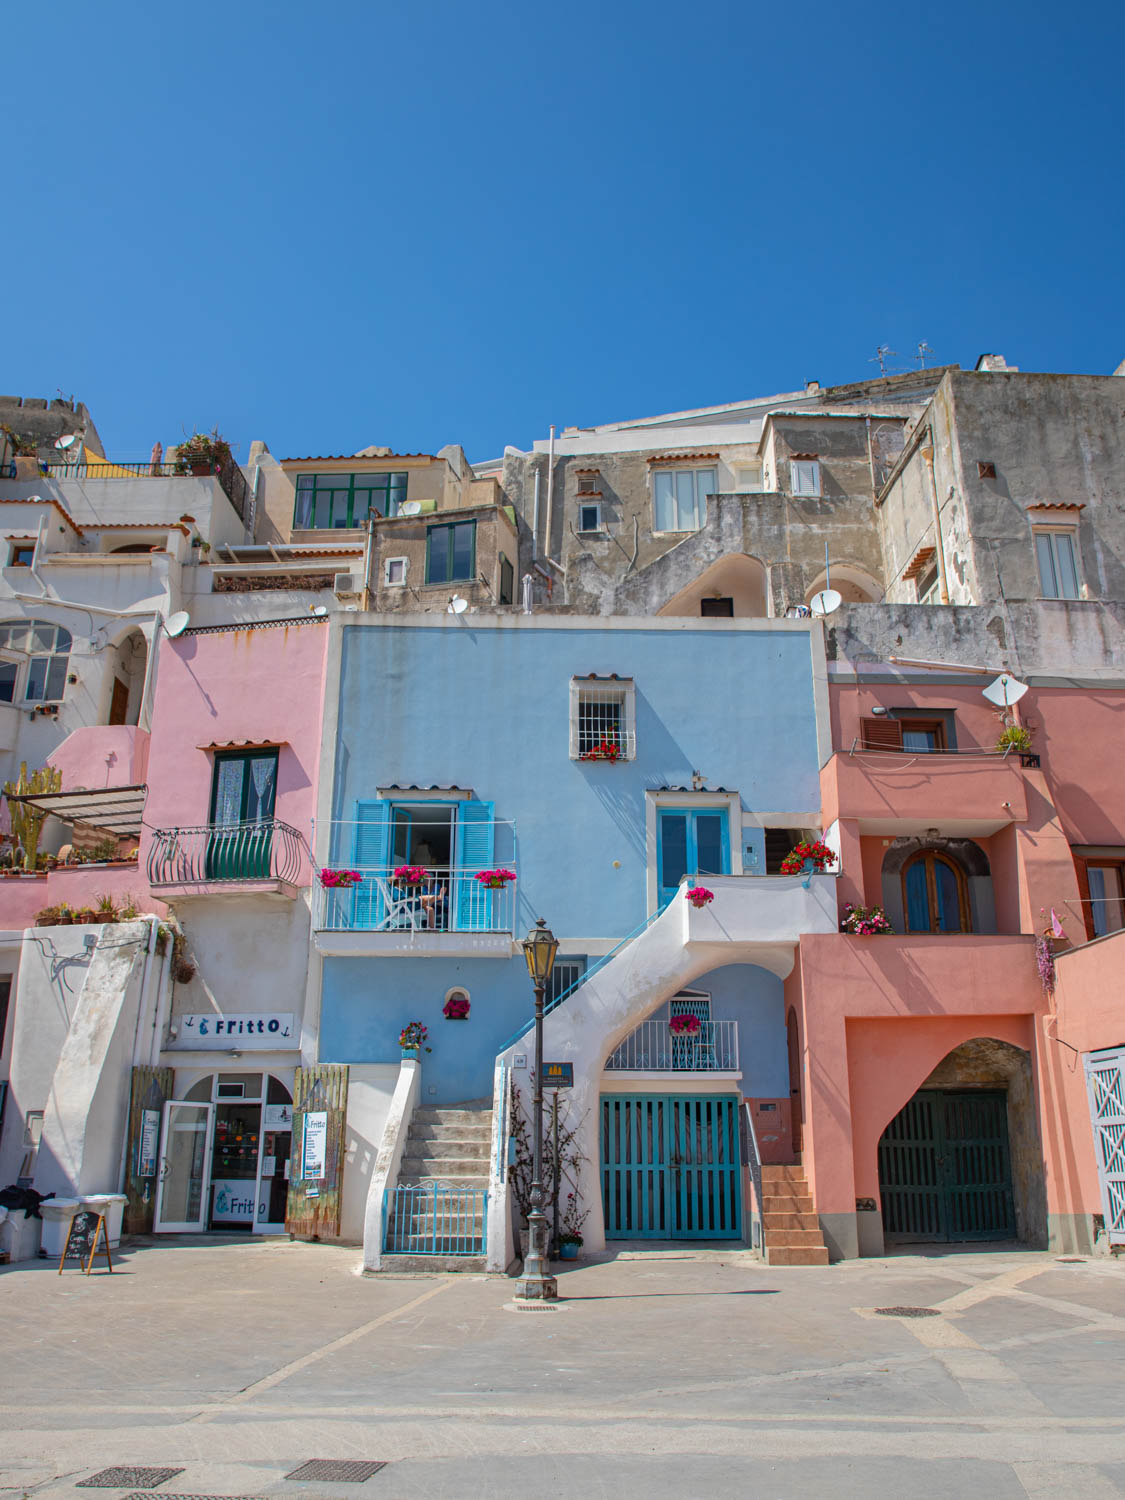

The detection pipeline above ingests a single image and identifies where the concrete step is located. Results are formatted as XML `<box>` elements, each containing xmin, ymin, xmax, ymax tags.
<box><xmin>762</xmin><ymin>1195</ymin><xmax>814</xmax><ymax>1213</ymax></box>
<box><xmin>765</xmin><ymin>1227</ymin><xmax>826</xmax><ymax>1248</ymax></box>
<box><xmin>413</xmin><ymin>1108</ymin><xmax>492</xmax><ymax>1126</ymax></box>
<box><xmin>761</xmin><ymin>1164</ymin><xmax>808</xmax><ymax>1183</ymax></box>
<box><xmin>761</xmin><ymin>1210</ymin><xmax>820</xmax><ymax>1231</ymax></box>
<box><xmin>378</xmin><ymin>1253</ymin><xmax>486</xmax><ymax>1273</ymax></box>
<box><xmin>407</xmin><ymin>1136</ymin><xmax>491</xmax><ymax>1158</ymax></box>
<box><xmin>766</xmin><ymin>1244</ymin><xmax>830</xmax><ymax>1266</ymax></box>
<box><xmin>399</xmin><ymin>1155</ymin><xmax>490</xmax><ymax>1178</ymax></box>
<box><xmin>409</xmin><ymin>1122</ymin><xmax>493</xmax><ymax>1143</ymax></box>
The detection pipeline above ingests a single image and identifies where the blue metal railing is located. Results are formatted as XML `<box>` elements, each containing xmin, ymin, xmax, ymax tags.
<box><xmin>383</xmin><ymin>1183</ymin><xmax>488</xmax><ymax>1256</ymax></box>
<box><xmin>496</xmin><ymin>896</ymin><xmax>674</xmax><ymax>1055</ymax></box>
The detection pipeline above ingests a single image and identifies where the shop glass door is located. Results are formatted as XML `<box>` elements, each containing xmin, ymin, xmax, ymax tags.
<box><xmin>154</xmin><ymin>1102</ymin><xmax>213</xmax><ymax>1232</ymax></box>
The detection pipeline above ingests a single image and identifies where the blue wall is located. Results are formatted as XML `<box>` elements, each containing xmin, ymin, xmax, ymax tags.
<box><xmin>322</xmin><ymin>621</ymin><xmax>821</xmax><ymax>1100</ymax></box>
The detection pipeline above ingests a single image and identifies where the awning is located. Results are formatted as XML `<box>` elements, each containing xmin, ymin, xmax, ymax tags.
<box><xmin>7</xmin><ymin>784</ymin><xmax>147</xmax><ymax>836</ymax></box>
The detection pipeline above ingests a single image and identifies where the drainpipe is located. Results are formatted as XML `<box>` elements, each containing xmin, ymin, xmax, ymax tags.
<box><xmin>27</xmin><ymin>515</ymin><xmax>48</xmax><ymax>596</ymax></box>
<box><xmin>362</xmin><ymin>515</ymin><xmax>375</xmax><ymax>612</ymax></box>
<box><xmin>544</xmin><ymin>426</ymin><xmax>556</xmax><ymax>564</ymax></box>
<box><xmin>531</xmin><ymin>466</ymin><xmax>541</xmax><ymax>561</ymax></box>
<box><xmin>920</xmin><ymin>437</ymin><xmax>951</xmax><ymax>604</ymax></box>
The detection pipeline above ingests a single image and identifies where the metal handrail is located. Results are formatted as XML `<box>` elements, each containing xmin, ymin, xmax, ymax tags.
<box><xmin>42</xmin><ymin>454</ymin><xmax>249</xmax><ymax>523</ymax></box>
<box><xmin>147</xmin><ymin>818</ymin><xmax>303</xmax><ymax>887</ymax></box>
<box><xmin>383</xmin><ymin>1182</ymin><xmax>487</xmax><ymax>1256</ymax></box>
<box><xmin>605</xmin><ymin>1019</ymin><xmax>739</xmax><ymax>1072</ymax></box>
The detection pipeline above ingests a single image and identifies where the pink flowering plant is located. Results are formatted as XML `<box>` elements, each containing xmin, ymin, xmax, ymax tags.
<box><xmin>319</xmin><ymin>868</ymin><xmax>362</xmax><ymax>888</ymax></box>
<box><xmin>840</xmin><ymin>902</ymin><xmax>893</xmax><ymax>935</ymax></box>
<box><xmin>668</xmin><ymin>1013</ymin><xmax>702</xmax><ymax>1035</ymax></box>
<box><xmin>780</xmin><ymin>838</ymin><xmax>837</xmax><ymax>875</ymax></box>
<box><xmin>685</xmin><ymin>885</ymin><xmax>714</xmax><ymax>908</ymax></box>
<box><xmin>399</xmin><ymin>1020</ymin><xmax>430</xmax><ymax>1050</ymax></box>
<box><xmin>393</xmin><ymin>864</ymin><xmax>427</xmax><ymax>886</ymax></box>
<box><xmin>475</xmin><ymin>868</ymin><xmax>516</xmax><ymax>887</ymax></box>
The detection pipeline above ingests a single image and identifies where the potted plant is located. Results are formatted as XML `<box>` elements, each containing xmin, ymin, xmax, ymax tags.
<box><xmin>399</xmin><ymin>1020</ymin><xmax>430</xmax><ymax>1057</ymax></box>
<box><xmin>173</xmin><ymin>429</ymin><xmax>232</xmax><ymax>478</ymax></box>
<box><xmin>319</xmin><ymin>867</ymin><xmax>363</xmax><ymax>888</ymax></box>
<box><xmin>393</xmin><ymin>864</ymin><xmax>427</xmax><ymax>890</ymax></box>
<box><xmin>579</xmin><ymin>738</ymin><xmax>624</xmax><ymax>762</ymax></box>
<box><xmin>34</xmin><ymin>905</ymin><xmax>62</xmax><ymax>927</ymax></box>
<box><xmin>840</xmin><ymin>902</ymin><xmax>893</xmax><ymax>935</ymax></box>
<box><xmin>95</xmin><ymin>895</ymin><xmax>120</xmax><ymax>924</ymax></box>
<box><xmin>557</xmin><ymin>1190</ymin><xmax>589</xmax><ymax>1261</ymax></box>
<box><xmin>685</xmin><ymin>885</ymin><xmax>714</xmax><ymax>908</ymax></box>
<box><xmin>997</xmin><ymin>725</ymin><xmax>1033</xmax><ymax>756</ymax></box>
<box><xmin>55</xmin><ymin>903</ymin><xmax>76</xmax><ymax>925</ymax></box>
<box><xmin>474</xmin><ymin>868</ymin><xmax>516</xmax><ymax>889</ymax></box>
<box><xmin>443</xmin><ymin>993</ymin><xmax>471</xmax><ymax>1020</ymax></box>
<box><xmin>780</xmin><ymin>838</ymin><xmax>837</xmax><ymax>875</ymax></box>
<box><xmin>669</xmin><ymin>1012</ymin><xmax>702</xmax><ymax>1036</ymax></box>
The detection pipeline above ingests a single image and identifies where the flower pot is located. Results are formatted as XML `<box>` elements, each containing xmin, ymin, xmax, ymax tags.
<box><xmin>484</xmin><ymin>879</ymin><xmax>506</xmax><ymax>889</ymax></box>
<box><xmin>189</xmin><ymin>460</ymin><xmax>212</xmax><ymax>477</ymax></box>
<box><xmin>557</xmin><ymin>1241</ymin><xmax>580</xmax><ymax>1260</ymax></box>
<box><xmin>401</xmin><ymin>1045</ymin><xmax>420</xmax><ymax>1059</ymax></box>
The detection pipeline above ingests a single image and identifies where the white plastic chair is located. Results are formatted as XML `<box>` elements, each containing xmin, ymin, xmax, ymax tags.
<box><xmin>372</xmin><ymin>877</ymin><xmax>425</xmax><ymax>931</ymax></box>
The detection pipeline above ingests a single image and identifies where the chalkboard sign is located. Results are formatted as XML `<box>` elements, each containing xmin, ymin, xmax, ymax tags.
<box><xmin>57</xmin><ymin>1211</ymin><xmax>113</xmax><ymax>1275</ymax></box>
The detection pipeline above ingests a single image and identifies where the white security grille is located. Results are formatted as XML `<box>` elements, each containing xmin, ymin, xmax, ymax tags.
<box><xmin>1084</xmin><ymin>1046</ymin><xmax>1125</xmax><ymax>1243</ymax></box>
<box><xmin>570</xmin><ymin>677</ymin><xmax>636</xmax><ymax>760</ymax></box>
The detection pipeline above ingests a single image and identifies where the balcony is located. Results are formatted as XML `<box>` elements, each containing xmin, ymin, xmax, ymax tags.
<box><xmin>147</xmin><ymin>820</ymin><xmax>303</xmax><ymax>898</ymax></box>
<box><xmin>312</xmin><ymin>866</ymin><xmax>517</xmax><ymax>957</ymax></box>
<box><xmin>682</xmin><ymin>873</ymin><xmax>839</xmax><ymax>976</ymax></box>
<box><xmin>605</xmin><ymin>1019</ymin><xmax>740</xmax><ymax>1076</ymax></box>
<box><xmin>42</xmin><ymin>456</ymin><xmax>249</xmax><ymax>524</ymax></box>
<box><xmin>822</xmin><ymin>749</ymin><xmax>1028</xmax><ymax>836</ymax></box>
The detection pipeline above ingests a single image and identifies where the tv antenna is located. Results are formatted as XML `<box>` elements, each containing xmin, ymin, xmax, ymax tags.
<box><xmin>869</xmin><ymin>345</ymin><xmax>896</xmax><ymax>375</ymax></box>
<box><xmin>915</xmin><ymin>340</ymin><xmax>935</xmax><ymax>368</ymax></box>
<box><xmin>446</xmin><ymin>595</ymin><xmax>468</xmax><ymax>615</ymax></box>
<box><xmin>981</xmin><ymin>673</ymin><xmax>1028</xmax><ymax>709</ymax></box>
<box><xmin>163</xmin><ymin>611</ymin><xmax>191</xmax><ymax>638</ymax></box>
<box><xmin>809</xmin><ymin>542</ymin><xmax>842</xmax><ymax>616</ymax></box>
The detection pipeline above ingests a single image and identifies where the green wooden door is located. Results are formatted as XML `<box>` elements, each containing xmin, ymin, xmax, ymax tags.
<box><xmin>207</xmin><ymin>750</ymin><xmax>277</xmax><ymax>880</ymax></box>
<box><xmin>879</xmin><ymin>1089</ymin><xmax>1014</xmax><ymax>1242</ymax></box>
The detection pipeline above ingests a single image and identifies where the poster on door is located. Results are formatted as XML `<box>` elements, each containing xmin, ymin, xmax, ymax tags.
<box><xmin>301</xmin><ymin>1111</ymin><xmax>328</xmax><ymax>1180</ymax></box>
<box><xmin>211</xmin><ymin>1180</ymin><xmax>257</xmax><ymax>1222</ymax></box>
<box><xmin>137</xmin><ymin>1109</ymin><xmax>161</xmax><ymax>1178</ymax></box>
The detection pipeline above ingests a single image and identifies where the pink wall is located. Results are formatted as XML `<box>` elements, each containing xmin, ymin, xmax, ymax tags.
<box><xmin>1053</xmin><ymin>929</ymin><xmax>1125</xmax><ymax>1056</ymax></box>
<box><xmin>48</xmin><ymin>726</ymin><xmax>150</xmax><ymax>791</ymax></box>
<box><xmin>141</xmin><ymin>621</ymin><xmax>329</xmax><ymax>884</ymax></box>
<box><xmin>0</xmin><ymin>864</ymin><xmax>166</xmax><ymax>929</ymax></box>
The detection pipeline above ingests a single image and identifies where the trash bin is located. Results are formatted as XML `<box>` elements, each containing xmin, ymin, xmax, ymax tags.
<box><xmin>80</xmin><ymin>1193</ymin><xmax>127</xmax><ymax>1247</ymax></box>
<box><xmin>0</xmin><ymin>1201</ymin><xmax>43</xmax><ymax>1262</ymax></box>
<box><xmin>38</xmin><ymin>1198</ymin><xmax>81</xmax><ymax>1259</ymax></box>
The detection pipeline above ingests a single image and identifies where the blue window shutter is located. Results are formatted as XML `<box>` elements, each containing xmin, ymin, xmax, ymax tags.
<box><xmin>352</xmin><ymin>801</ymin><xmax>390</xmax><ymax>928</ymax></box>
<box><xmin>455</xmin><ymin>800</ymin><xmax>495</xmax><ymax>930</ymax></box>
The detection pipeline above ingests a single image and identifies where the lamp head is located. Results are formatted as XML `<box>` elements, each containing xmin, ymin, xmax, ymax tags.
<box><xmin>522</xmin><ymin>917</ymin><xmax>558</xmax><ymax>984</ymax></box>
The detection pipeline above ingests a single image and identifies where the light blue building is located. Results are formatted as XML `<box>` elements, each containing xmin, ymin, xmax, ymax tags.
<box><xmin>310</xmin><ymin>615</ymin><xmax>831</xmax><ymax>1256</ymax></box>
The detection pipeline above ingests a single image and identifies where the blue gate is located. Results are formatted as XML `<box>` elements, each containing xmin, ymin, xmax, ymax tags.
<box><xmin>601</xmin><ymin>1094</ymin><xmax>742</xmax><ymax>1239</ymax></box>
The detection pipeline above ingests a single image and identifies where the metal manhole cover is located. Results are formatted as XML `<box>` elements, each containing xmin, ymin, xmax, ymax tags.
<box><xmin>874</xmin><ymin>1306</ymin><xmax>941</xmax><ymax>1318</ymax></box>
<box><xmin>79</xmin><ymin>1471</ymin><xmax>185</xmax><ymax>1490</ymax></box>
<box><xmin>285</xmin><ymin>1460</ymin><xmax>388</xmax><ymax>1483</ymax></box>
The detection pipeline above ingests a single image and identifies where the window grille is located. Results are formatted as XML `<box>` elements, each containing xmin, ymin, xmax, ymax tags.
<box><xmin>569</xmin><ymin>677</ymin><xmax>636</xmax><ymax>760</ymax></box>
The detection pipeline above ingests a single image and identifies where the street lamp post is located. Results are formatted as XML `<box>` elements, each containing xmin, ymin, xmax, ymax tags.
<box><xmin>516</xmin><ymin>917</ymin><xmax>558</xmax><ymax>1302</ymax></box>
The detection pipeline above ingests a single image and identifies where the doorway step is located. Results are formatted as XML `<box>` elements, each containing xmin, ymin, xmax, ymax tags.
<box><xmin>381</xmin><ymin>1105</ymin><xmax>491</xmax><ymax>1271</ymax></box>
<box><xmin>761</xmin><ymin>1162</ymin><xmax>830</xmax><ymax>1266</ymax></box>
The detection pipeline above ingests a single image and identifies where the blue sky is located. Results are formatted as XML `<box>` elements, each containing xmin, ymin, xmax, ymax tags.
<box><xmin>6</xmin><ymin>1</ymin><xmax>1122</xmax><ymax>463</ymax></box>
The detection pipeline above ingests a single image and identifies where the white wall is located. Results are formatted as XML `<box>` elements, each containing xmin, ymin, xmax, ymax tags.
<box><xmin>340</xmin><ymin>1063</ymin><xmax>399</xmax><ymax>1243</ymax></box>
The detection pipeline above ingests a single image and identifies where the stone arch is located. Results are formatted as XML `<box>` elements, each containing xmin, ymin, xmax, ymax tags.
<box><xmin>103</xmin><ymin>625</ymin><xmax>148</xmax><ymax>726</ymax></box>
<box><xmin>803</xmin><ymin>562</ymin><xmax>882</xmax><ymax>605</ymax></box>
<box><xmin>874</xmin><ymin>1036</ymin><xmax>1045</xmax><ymax>1249</ymax></box>
<box><xmin>656</xmin><ymin>553</ymin><xmax>769</xmax><ymax>619</ymax></box>
<box><xmin>880</xmin><ymin>835</ymin><xmax>995</xmax><ymax>934</ymax></box>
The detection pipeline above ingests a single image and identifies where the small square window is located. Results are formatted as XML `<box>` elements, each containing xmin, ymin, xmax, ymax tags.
<box><xmin>384</xmin><ymin>557</ymin><xmax>408</xmax><ymax>586</ymax></box>
<box><xmin>569</xmin><ymin>677</ymin><xmax>636</xmax><ymax>761</ymax></box>
<box><xmin>576</xmin><ymin>472</ymin><xmax>600</xmax><ymax>494</ymax></box>
<box><xmin>915</xmin><ymin>562</ymin><xmax>939</xmax><ymax>604</ymax></box>
<box><xmin>8</xmin><ymin>545</ymin><xmax>34</xmax><ymax>567</ymax></box>
<box><xmin>735</xmin><ymin>467</ymin><xmax>764</xmax><ymax>491</ymax></box>
<box><xmin>578</xmin><ymin>502</ymin><xmax>602</xmax><ymax>533</ymax></box>
<box><xmin>791</xmin><ymin>459</ymin><xmax>821</xmax><ymax>497</ymax></box>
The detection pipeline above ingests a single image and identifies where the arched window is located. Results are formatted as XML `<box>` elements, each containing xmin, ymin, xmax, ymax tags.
<box><xmin>902</xmin><ymin>850</ymin><xmax>970</xmax><ymax>933</ymax></box>
<box><xmin>0</xmin><ymin>620</ymin><xmax>72</xmax><ymax>703</ymax></box>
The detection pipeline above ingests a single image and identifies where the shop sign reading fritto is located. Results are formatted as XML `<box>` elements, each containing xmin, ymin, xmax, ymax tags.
<box><xmin>173</xmin><ymin>1013</ymin><xmax>296</xmax><ymax>1048</ymax></box>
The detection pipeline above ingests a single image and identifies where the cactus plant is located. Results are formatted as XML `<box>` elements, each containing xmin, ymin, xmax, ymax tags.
<box><xmin>3</xmin><ymin>762</ymin><xmax>62</xmax><ymax>871</ymax></box>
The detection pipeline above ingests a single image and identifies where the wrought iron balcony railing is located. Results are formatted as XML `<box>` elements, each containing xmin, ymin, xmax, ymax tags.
<box><xmin>147</xmin><ymin>819</ymin><xmax>303</xmax><ymax>888</ymax></box>
<box><xmin>42</xmin><ymin>454</ymin><xmax>250</xmax><ymax>524</ymax></box>
<box><xmin>605</xmin><ymin>1019</ymin><xmax>740</xmax><ymax>1072</ymax></box>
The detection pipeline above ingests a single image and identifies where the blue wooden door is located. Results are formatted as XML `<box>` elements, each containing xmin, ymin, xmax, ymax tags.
<box><xmin>658</xmin><ymin>809</ymin><xmax>729</xmax><ymax>905</ymax></box>
<box><xmin>454</xmin><ymin>800</ymin><xmax>495</xmax><ymax>930</ymax></box>
<box><xmin>601</xmin><ymin>1094</ymin><xmax>741</xmax><ymax>1239</ymax></box>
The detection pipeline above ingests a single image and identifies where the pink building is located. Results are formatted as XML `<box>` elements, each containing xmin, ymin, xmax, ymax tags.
<box><xmin>784</xmin><ymin>672</ymin><xmax>1125</xmax><ymax>1260</ymax></box>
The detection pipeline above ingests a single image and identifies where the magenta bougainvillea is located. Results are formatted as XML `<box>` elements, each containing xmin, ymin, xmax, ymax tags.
<box><xmin>840</xmin><ymin>903</ymin><xmax>893</xmax><ymax>935</ymax></box>
<box><xmin>669</xmin><ymin>1013</ymin><xmax>702</xmax><ymax>1035</ymax></box>
<box><xmin>319</xmin><ymin>868</ymin><xmax>362</xmax><ymax>888</ymax></box>
<box><xmin>780</xmin><ymin>839</ymin><xmax>837</xmax><ymax>875</ymax></box>
<box><xmin>685</xmin><ymin>886</ymin><xmax>714</xmax><ymax>908</ymax></box>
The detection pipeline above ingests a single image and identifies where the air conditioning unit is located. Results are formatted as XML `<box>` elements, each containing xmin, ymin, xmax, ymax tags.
<box><xmin>333</xmin><ymin>573</ymin><xmax>361</xmax><ymax>596</ymax></box>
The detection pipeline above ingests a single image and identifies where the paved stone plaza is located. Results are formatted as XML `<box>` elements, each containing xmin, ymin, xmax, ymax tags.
<box><xmin>1</xmin><ymin>1238</ymin><xmax>1123</xmax><ymax>1498</ymax></box>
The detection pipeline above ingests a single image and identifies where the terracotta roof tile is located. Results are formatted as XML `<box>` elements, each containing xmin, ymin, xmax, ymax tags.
<box><xmin>280</xmin><ymin>453</ymin><xmax>435</xmax><ymax>464</ymax></box>
<box><xmin>1026</xmin><ymin>501</ymin><xmax>1086</xmax><ymax>512</ymax></box>
<box><xmin>646</xmin><ymin>452</ymin><xmax>721</xmax><ymax>466</ymax></box>
<box><xmin>902</xmin><ymin>545</ymin><xmax>937</xmax><ymax>581</ymax></box>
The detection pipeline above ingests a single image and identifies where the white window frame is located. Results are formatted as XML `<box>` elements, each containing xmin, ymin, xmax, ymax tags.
<box><xmin>791</xmin><ymin>459</ymin><xmax>821</xmax><ymax>497</ymax></box>
<box><xmin>735</xmin><ymin>467</ymin><xmax>764</xmax><ymax>492</ymax></box>
<box><xmin>569</xmin><ymin>677</ymin><xmax>636</xmax><ymax>761</ymax></box>
<box><xmin>0</xmin><ymin>619</ymin><xmax>72</xmax><ymax>704</ymax></box>
<box><xmin>577</xmin><ymin>501</ymin><xmax>603</xmax><ymax>534</ymax></box>
<box><xmin>1034</xmin><ymin>526</ymin><xmax>1081</xmax><ymax>600</ymax></box>
<box><xmin>652</xmin><ymin>467</ymin><xmax>716</xmax><ymax>534</ymax></box>
<box><xmin>643</xmin><ymin>790</ymin><xmax>744</xmax><ymax>916</ymax></box>
<box><xmin>384</xmin><ymin>556</ymin><xmax>408</xmax><ymax>587</ymax></box>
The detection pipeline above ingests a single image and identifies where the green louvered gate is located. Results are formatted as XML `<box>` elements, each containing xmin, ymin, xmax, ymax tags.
<box><xmin>601</xmin><ymin>1094</ymin><xmax>741</xmax><ymax>1239</ymax></box>
<box><xmin>879</xmin><ymin>1089</ymin><xmax>1015</xmax><ymax>1242</ymax></box>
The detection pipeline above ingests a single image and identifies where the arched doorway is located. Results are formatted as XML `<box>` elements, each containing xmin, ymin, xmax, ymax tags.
<box><xmin>106</xmin><ymin>628</ymin><xmax>147</xmax><ymax>725</ymax></box>
<box><xmin>877</xmin><ymin>1039</ymin><xmax>1045</xmax><ymax>1246</ymax></box>
<box><xmin>656</xmin><ymin>553</ymin><xmax>769</xmax><ymax>619</ymax></box>
<box><xmin>881</xmin><ymin>836</ymin><xmax>996</xmax><ymax>935</ymax></box>
<box><xmin>153</xmin><ymin>1070</ymin><xmax>294</xmax><ymax>1235</ymax></box>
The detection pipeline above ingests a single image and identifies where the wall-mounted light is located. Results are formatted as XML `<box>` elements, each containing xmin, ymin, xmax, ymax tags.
<box><xmin>870</xmin><ymin>706</ymin><xmax>889</xmax><ymax>717</ymax></box>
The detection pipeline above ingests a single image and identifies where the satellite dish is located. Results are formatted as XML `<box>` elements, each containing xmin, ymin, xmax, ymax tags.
<box><xmin>164</xmin><ymin>611</ymin><xmax>191</xmax><ymax>638</ymax></box>
<box><xmin>809</xmin><ymin>589</ymin><xmax>843</xmax><ymax>617</ymax></box>
<box><xmin>400</xmin><ymin>500</ymin><xmax>422</xmax><ymax>516</ymax></box>
<box><xmin>982</xmin><ymin>673</ymin><xmax>1029</xmax><ymax>708</ymax></box>
<box><xmin>310</xmin><ymin>605</ymin><xmax>329</xmax><ymax>617</ymax></box>
<box><xmin>447</xmin><ymin>595</ymin><xmax>468</xmax><ymax>615</ymax></box>
<box><xmin>55</xmin><ymin>434</ymin><xmax>77</xmax><ymax>450</ymax></box>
